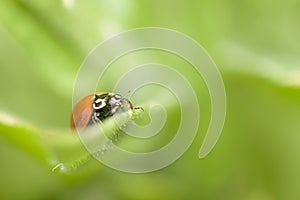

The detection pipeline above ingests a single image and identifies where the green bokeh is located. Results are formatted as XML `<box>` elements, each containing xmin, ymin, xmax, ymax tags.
<box><xmin>0</xmin><ymin>0</ymin><xmax>300</xmax><ymax>199</ymax></box>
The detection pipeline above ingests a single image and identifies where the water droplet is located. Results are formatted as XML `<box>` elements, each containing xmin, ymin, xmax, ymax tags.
<box><xmin>52</xmin><ymin>163</ymin><xmax>65</xmax><ymax>172</ymax></box>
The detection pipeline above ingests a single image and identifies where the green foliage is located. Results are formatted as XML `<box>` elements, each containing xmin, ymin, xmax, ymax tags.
<box><xmin>0</xmin><ymin>0</ymin><xmax>300</xmax><ymax>199</ymax></box>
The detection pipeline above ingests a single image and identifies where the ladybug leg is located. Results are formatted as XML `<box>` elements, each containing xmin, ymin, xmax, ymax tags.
<box><xmin>133</xmin><ymin>106</ymin><xmax>144</xmax><ymax>111</ymax></box>
<box><xmin>127</xmin><ymin>100</ymin><xmax>143</xmax><ymax>111</ymax></box>
<box><xmin>127</xmin><ymin>101</ymin><xmax>134</xmax><ymax>110</ymax></box>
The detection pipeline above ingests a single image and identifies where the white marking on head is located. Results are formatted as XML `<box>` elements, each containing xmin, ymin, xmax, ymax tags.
<box><xmin>93</xmin><ymin>98</ymin><xmax>106</xmax><ymax>109</ymax></box>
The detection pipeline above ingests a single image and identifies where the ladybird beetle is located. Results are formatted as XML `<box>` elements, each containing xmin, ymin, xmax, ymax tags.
<box><xmin>70</xmin><ymin>92</ymin><xmax>143</xmax><ymax>131</ymax></box>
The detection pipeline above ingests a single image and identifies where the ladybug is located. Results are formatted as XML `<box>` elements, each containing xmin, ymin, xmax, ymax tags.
<box><xmin>70</xmin><ymin>92</ymin><xmax>143</xmax><ymax>131</ymax></box>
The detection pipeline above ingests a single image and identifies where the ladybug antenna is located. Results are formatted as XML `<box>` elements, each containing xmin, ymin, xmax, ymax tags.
<box><xmin>123</xmin><ymin>90</ymin><xmax>131</xmax><ymax>98</ymax></box>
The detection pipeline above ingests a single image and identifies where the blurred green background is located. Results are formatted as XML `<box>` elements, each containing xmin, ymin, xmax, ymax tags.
<box><xmin>1</xmin><ymin>0</ymin><xmax>300</xmax><ymax>199</ymax></box>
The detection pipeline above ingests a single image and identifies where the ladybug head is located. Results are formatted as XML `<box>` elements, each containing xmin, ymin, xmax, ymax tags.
<box><xmin>92</xmin><ymin>93</ymin><xmax>133</xmax><ymax>123</ymax></box>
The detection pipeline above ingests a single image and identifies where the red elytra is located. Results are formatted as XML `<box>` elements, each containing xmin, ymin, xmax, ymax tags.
<box><xmin>70</xmin><ymin>92</ymin><xmax>107</xmax><ymax>131</ymax></box>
